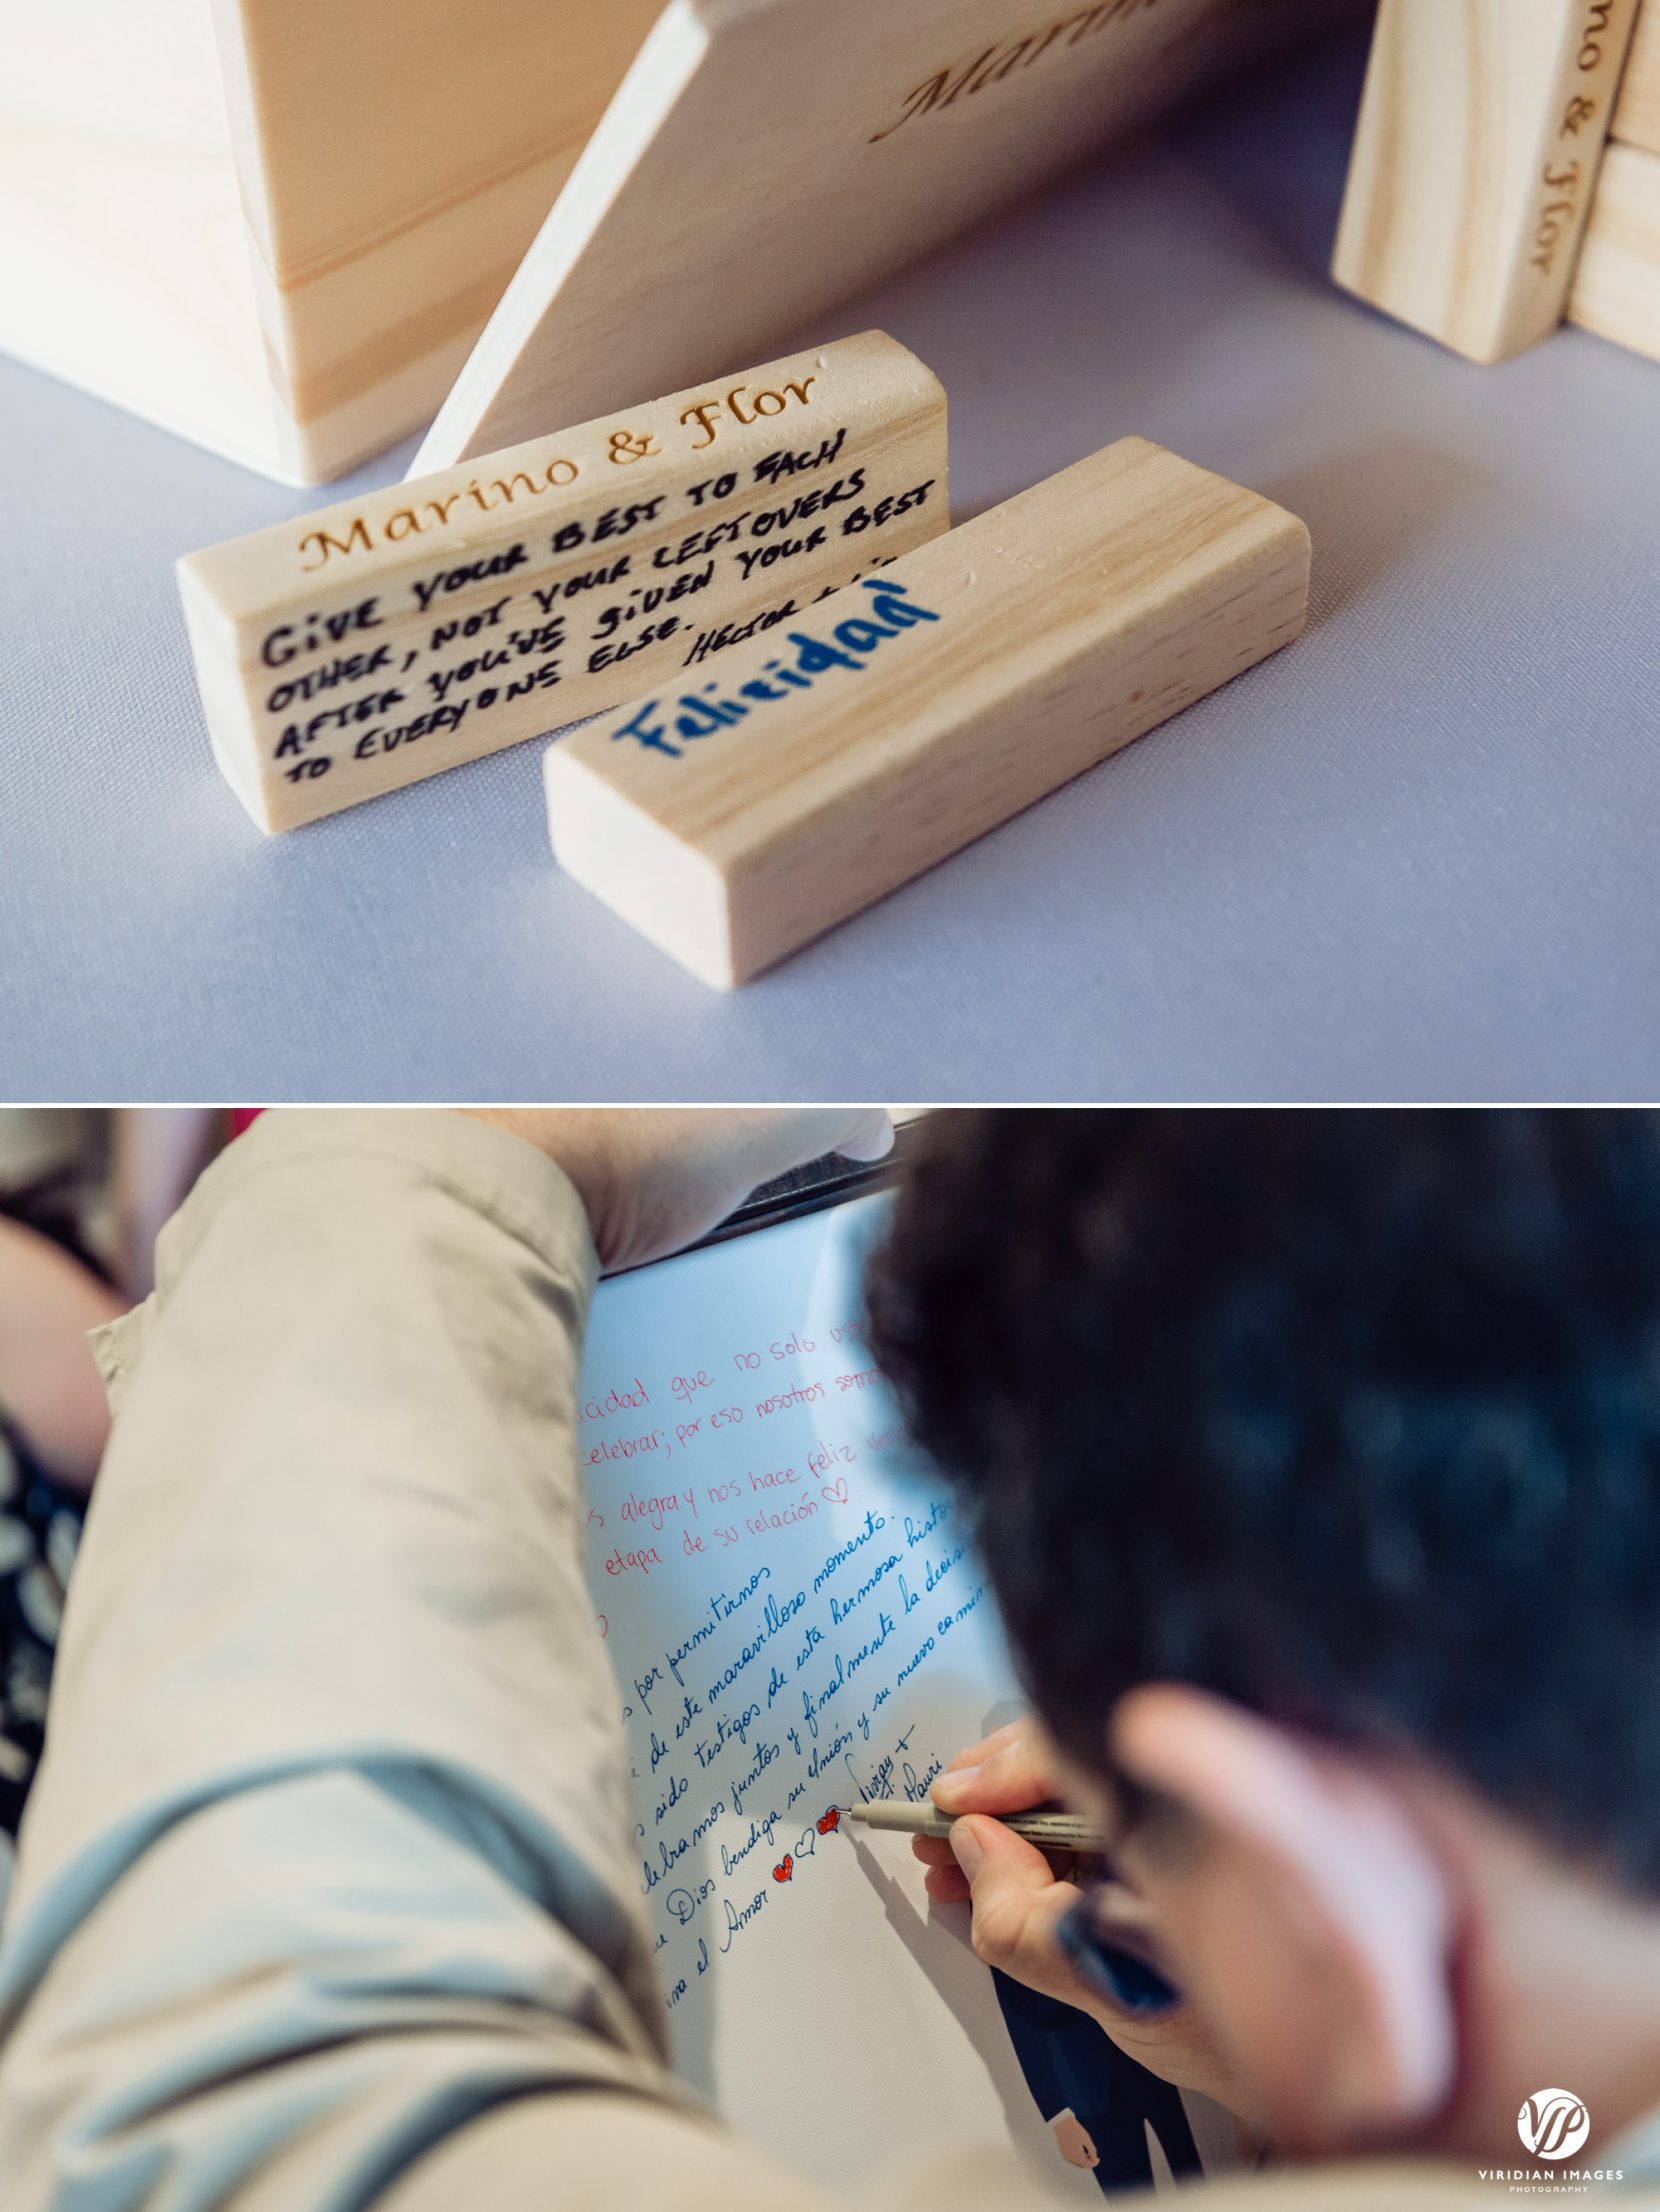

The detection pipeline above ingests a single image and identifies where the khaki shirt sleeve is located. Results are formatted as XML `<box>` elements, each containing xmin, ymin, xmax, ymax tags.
<box><xmin>0</xmin><ymin>1110</ymin><xmax>715</xmax><ymax>2210</ymax></box>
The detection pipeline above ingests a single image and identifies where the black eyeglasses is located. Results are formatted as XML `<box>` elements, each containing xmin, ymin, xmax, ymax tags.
<box><xmin>1055</xmin><ymin>1881</ymin><xmax>1185</xmax><ymax>2019</ymax></box>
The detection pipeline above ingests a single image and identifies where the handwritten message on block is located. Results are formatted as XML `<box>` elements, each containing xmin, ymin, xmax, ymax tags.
<box><xmin>546</xmin><ymin>437</ymin><xmax>1311</xmax><ymax>988</ymax></box>
<box><xmin>579</xmin><ymin>1198</ymin><xmax>1035</xmax><ymax>2184</ymax></box>
<box><xmin>177</xmin><ymin>332</ymin><xmax>948</xmax><ymax>831</ymax></box>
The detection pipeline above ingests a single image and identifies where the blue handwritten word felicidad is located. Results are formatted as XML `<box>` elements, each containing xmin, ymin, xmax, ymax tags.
<box><xmin>609</xmin><ymin>579</ymin><xmax>941</xmax><ymax>760</ymax></box>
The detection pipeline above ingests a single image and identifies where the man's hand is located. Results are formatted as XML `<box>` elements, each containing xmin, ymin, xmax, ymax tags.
<box><xmin>916</xmin><ymin>1717</ymin><xmax>1252</xmax><ymax>2118</ymax></box>
<box><xmin>462</xmin><ymin>1110</ymin><xmax>894</xmax><ymax>1273</ymax></box>
<box><xmin>1052</xmin><ymin>2112</ymin><xmax>1099</xmax><ymax>2170</ymax></box>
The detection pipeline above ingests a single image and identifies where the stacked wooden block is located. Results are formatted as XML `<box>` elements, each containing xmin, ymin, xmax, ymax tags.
<box><xmin>1334</xmin><ymin>0</ymin><xmax>1660</xmax><ymax>368</ymax></box>
<box><xmin>1569</xmin><ymin>0</ymin><xmax>1660</xmax><ymax>360</ymax></box>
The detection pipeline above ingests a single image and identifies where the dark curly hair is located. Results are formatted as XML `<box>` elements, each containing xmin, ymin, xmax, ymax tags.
<box><xmin>867</xmin><ymin>1110</ymin><xmax>1660</xmax><ymax>1887</ymax></box>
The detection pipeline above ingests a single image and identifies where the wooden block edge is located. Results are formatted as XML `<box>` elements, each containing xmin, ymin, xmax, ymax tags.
<box><xmin>1565</xmin><ymin>138</ymin><xmax>1660</xmax><ymax>360</ymax></box>
<box><xmin>176</xmin><ymin>560</ymin><xmax>279</xmax><ymax>835</ymax></box>
<box><xmin>545</xmin><ymin>743</ymin><xmax>739</xmax><ymax>990</ymax></box>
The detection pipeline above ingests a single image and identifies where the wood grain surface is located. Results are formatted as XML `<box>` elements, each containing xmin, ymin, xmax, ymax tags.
<box><xmin>1568</xmin><ymin>135</ymin><xmax>1660</xmax><ymax>358</ymax></box>
<box><xmin>1611</xmin><ymin>0</ymin><xmax>1660</xmax><ymax>153</ymax></box>
<box><xmin>545</xmin><ymin>437</ymin><xmax>1312</xmax><ymax>988</ymax></box>
<box><xmin>1333</xmin><ymin>0</ymin><xmax>1641</xmax><ymax>364</ymax></box>
<box><xmin>415</xmin><ymin>0</ymin><xmax>1341</xmax><ymax>471</ymax></box>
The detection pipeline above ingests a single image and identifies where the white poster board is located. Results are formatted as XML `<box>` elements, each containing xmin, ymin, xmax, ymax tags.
<box><xmin>577</xmin><ymin>1193</ymin><xmax>1112</xmax><ymax>2189</ymax></box>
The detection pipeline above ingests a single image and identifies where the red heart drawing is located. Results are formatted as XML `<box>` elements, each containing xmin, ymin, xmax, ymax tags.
<box><xmin>821</xmin><ymin>1477</ymin><xmax>850</xmax><ymax>1506</ymax></box>
<box><xmin>817</xmin><ymin>1806</ymin><xmax>841</xmax><ymax>1835</ymax></box>
<box><xmin>773</xmin><ymin>1854</ymin><xmax>794</xmax><ymax>1883</ymax></box>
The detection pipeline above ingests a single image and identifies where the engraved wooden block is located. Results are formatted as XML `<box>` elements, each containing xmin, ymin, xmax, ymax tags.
<box><xmin>177</xmin><ymin>332</ymin><xmax>948</xmax><ymax>832</ymax></box>
<box><xmin>1332</xmin><ymin>0</ymin><xmax>1642</xmax><ymax>365</ymax></box>
<box><xmin>544</xmin><ymin>438</ymin><xmax>1311</xmax><ymax>990</ymax></box>
<box><xmin>413</xmin><ymin>0</ymin><xmax>1347</xmax><ymax>470</ymax></box>
<box><xmin>1567</xmin><ymin>137</ymin><xmax>1660</xmax><ymax>359</ymax></box>
<box><xmin>1612</xmin><ymin>0</ymin><xmax>1660</xmax><ymax>155</ymax></box>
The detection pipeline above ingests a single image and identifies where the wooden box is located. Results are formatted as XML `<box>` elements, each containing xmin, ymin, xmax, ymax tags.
<box><xmin>0</xmin><ymin>0</ymin><xmax>664</xmax><ymax>484</ymax></box>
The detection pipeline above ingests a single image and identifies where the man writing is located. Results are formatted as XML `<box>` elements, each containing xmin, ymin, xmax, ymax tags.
<box><xmin>1</xmin><ymin>1108</ymin><xmax>1657</xmax><ymax>2206</ymax></box>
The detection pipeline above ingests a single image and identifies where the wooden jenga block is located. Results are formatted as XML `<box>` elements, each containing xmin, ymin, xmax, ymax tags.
<box><xmin>412</xmin><ymin>0</ymin><xmax>1345</xmax><ymax>472</ymax></box>
<box><xmin>1333</xmin><ymin>0</ymin><xmax>1642</xmax><ymax>364</ymax></box>
<box><xmin>1568</xmin><ymin>137</ymin><xmax>1660</xmax><ymax>357</ymax></box>
<box><xmin>177</xmin><ymin>332</ymin><xmax>948</xmax><ymax>831</ymax></box>
<box><xmin>1612</xmin><ymin>0</ymin><xmax>1660</xmax><ymax>154</ymax></box>
<box><xmin>544</xmin><ymin>438</ymin><xmax>1311</xmax><ymax>989</ymax></box>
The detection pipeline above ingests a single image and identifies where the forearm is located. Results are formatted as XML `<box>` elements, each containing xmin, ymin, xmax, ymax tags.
<box><xmin>0</xmin><ymin>1214</ymin><xmax>124</xmax><ymax>1489</ymax></box>
<box><xmin>0</xmin><ymin>1112</ymin><xmax>685</xmax><ymax>2208</ymax></box>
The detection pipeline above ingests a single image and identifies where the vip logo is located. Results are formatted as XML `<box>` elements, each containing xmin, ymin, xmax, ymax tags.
<box><xmin>1517</xmin><ymin>2089</ymin><xmax>1591</xmax><ymax>2162</ymax></box>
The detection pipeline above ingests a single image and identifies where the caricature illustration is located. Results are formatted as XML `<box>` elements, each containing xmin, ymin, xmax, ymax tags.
<box><xmin>990</xmin><ymin>1969</ymin><xmax>1200</xmax><ymax>2194</ymax></box>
